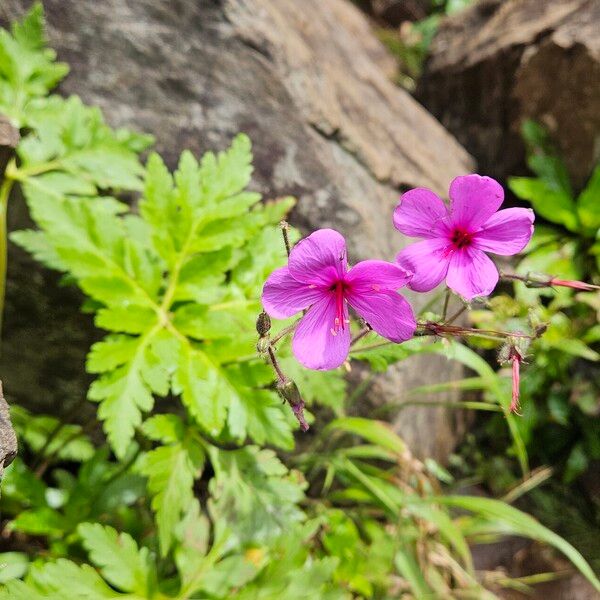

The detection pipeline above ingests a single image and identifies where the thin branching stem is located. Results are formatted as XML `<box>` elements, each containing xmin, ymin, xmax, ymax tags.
<box><xmin>267</xmin><ymin>346</ymin><xmax>286</xmax><ymax>383</ymax></box>
<box><xmin>270</xmin><ymin>319</ymin><xmax>300</xmax><ymax>346</ymax></box>
<box><xmin>280</xmin><ymin>220</ymin><xmax>292</xmax><ymax>257</ymax></box>
<box><xmin>444</xmin><ymin>304</ymin><xmax>467</xmax><ymax>325</ymax></box>
<box><xmin>0</xmin><ymin>176</ymin><xmax>14</xmax><ymax>337</ymax></box>
<box><xmin>441</xmin><ymin>288</ymin><xmax>451</xmax><ymax>321</ymax></box>
<box><xmin>350</xmin><ymin>326</ymin><xmax>372</xmax><ymax>347</ymax></box>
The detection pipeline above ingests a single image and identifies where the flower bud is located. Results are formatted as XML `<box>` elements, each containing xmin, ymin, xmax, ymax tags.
<box><xmin>256</xmin><ymin>311</ymin><xmax>271</xmax><ymax>336</ymax></box>
<box><xmin>524</xmin><ymin>271</ymin><xmax>553</xmax><ymax>288</ymax></box>
<box><xmin>509</xmin><ymin>347</ymin><xmax>522</xmax><ymax>415</ymax></box>
<box><xmin>276</xmin><ymin>379</ymin><xmax>302</xmax><ymax>407</ymax></box>
<box><xmin>256</xmin><ymin>336</ymin><xmax>270</xmax><ymax>354</ymax></box>
<box><xmin>276</xmin><ymin>378</ymin><xmax>309</xmax><ymax>432</ymax></box>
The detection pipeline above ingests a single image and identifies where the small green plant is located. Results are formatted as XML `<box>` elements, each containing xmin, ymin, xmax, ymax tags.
<box><xmin>454</xmin><ymin>121</ymin><xmax>600</xmax><ymax>568</ymax></box>
<box><xmin>375</xmin><ymin>0</ymin><xmax>474</xmax><ymax>89</ymax></box>
<box><xmin>466</xmin><ymin>121</ymin><xmax>600</xmax><ymax>483</ymax></box>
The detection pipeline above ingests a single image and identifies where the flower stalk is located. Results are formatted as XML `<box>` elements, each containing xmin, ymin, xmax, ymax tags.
<box><xmin>501</xmin><ymin>271</ymin><xmax>600</xmax><ymax>291</ymax></box>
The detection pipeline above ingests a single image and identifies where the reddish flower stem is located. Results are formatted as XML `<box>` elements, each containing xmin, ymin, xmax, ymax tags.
<box><xmin>509</xmin><ymin>347</ymin><xmax>522</xmax><ymax>415</ymax></box>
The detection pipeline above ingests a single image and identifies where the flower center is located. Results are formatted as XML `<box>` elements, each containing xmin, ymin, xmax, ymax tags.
<box><xmin>329</xmin><ymin>280</ymin><xmax>348</xmax><ymax>335</ymax></box>
<box><xmin>450</xmin><ymin>228</ymin><xmax>472</xmax><ymax>249</ymax></box>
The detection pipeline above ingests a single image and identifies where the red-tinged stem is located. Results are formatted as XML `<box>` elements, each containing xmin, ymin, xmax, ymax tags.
<box><xmin>267</xmin><ymin>346</ymin><xmax>286</xmax><ymax>383</ymax></box>
<box><xmin>549</xmin><ymin>278</ymin><xmax>600</xmax><ymax>291</ymax></box>
<box><xmin>420</xmin><ymin>321</ymin><xmax>532</xmax><ymax>340</ymax></box>
<box><xmin>509</xmin><ymin>348</ymin><xmax>522</xmax><ymax>415</ymax></box>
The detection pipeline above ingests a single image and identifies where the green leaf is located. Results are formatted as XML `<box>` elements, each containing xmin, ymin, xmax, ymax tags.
<box><xmin>281</xmin><ymin>356</ymin><xmax>346</xmax><ymax>415</ymax></box>
<box><xmin>440</xmin><ymin>495</ymin><xmax>600</xmax><ymax>592</ymax></box>
<box><xmin>78</xmin><ymin>523</ymin><xmax>151</xmax><ymax>595</ymax></box>
<box><xmin>228</xmin><ymin>388</ymin><xmax>295</xmax><ymax>450</ymax></box>
<box><xmin>138</xmin><ymin>428</ymin><xmax>205</xmax><ymax>556</ymax></box>
<box><xmin>208</xmin><ymin>446</ymin><xmax>306</xmax><ymax>544</ymax></box>
<box><xmin>577</xmin><ymin>164</ymin><xmax>600</xmax><ymax>232</ymax></box>
<box><xmin>225</xmin><ymin>362</ymin><xmax>294</xmax><ymax>449</ymax></box>
<box><xmin>16</xmin><ymin>95</ymin><xmax>149</xmax><ymax>192</ymax></box>
<box><xmin>17</xmin><ymin>136</ymin><xmax>298</xmax><ymax>456</ymax></box>
<box><xmin>0</xmin><ymin>458</ymin><xmax>47</xmax><ymax>508</ymax></box>
<box><xmin>9</xmin><ymin>229</ymin><xmax>63</xmax><ymax>271</ymax></box>
<box><xmin>141</xmin><ymin>414</ymin><xmax>185</xmax><ymax>444</ymax></box>
<box><xmin>508</xmin><ymin>177</ymin><xmax>578</xmax><ymax>231</ymax></box>
<box><xmin>395</xmin><ymin>549</ymin><xmax>433</xmax><ymax>598</ymax></box>
<box><xmin>11</xmin><ymin>507</ymin><xmax>69</xmax><ymax>536</ymax></box>
<box><xmin>175</xmin><ymin>343</ymin><xmax>228</xmax><ymax>436</ymax></box>
<box><xmin>521</xmin><ymin>120</ymin><xmax>572</xmax><ymax>196</ymax></box>
<box><xmin>95</xmin><ymin>305</ymin><xmax>157</xmax><ymax>334</ymax></box>
<box><xmin>86</xmin><ymin>335</ymin><xmax>142</xmax><ymax>374</ymax></box>
<box><xmin>563</xmin><ymin>444</ymin><xmax>588</xmax><ymax>484</ymax></box>
<box><xmin>11</xmin><ymin>409</ymin><xmax>93</xmax><ymax>462</ymax></box>
<box><xmin>173</xmin><ymin>304</ymin><xmax>254</xmax><ymax>340</ymax></box>
<box><xmin>350</xmin><ymin>335</ymin><xmax>418</xmax><ymax>371</ymax></box>
<box><xmin>173</xmin><ymin>500</ymin><xmax>211</xmax><ymax>589</ymax></box>
<box><xmin>7</xmin><ymin>559</ymin><xmax>120</xmax><ymax>598</ymax></box>
<box><xmin>0</xmin><ymin>553</ymin><xmax>28</xmax><ymax>583</ymax></box>
<box><xmin>326</xmin><ymin>417</ymin><xmax>406</xmax><ymax>455</ymax></box>
<box><xmin>198</xmin><ymin>133</ymin><xmax>253</xmax><ymax>202</ymax></box>
<box><xmin>232</xmin><ymin>524</ymin><xmax>344</xmax><ymax>600</ymax></box>
<box><xmin>88</xmin><ymin>329</ymin><xmax>161</xmax><ymax>458</ymax></box>
<box><xmin>0</xmin><ymin>3</ymin><xmax>69</xmax><ymax>126</ymax></box>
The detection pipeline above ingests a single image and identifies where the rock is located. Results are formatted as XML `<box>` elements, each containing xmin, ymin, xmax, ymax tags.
<box><xmin>360</xmin><ymin>0</ymin><xmax>429</xmax><ymax>25</ymax></box>
<box><xmin>0</xmin><ymin>382</ymin><xmax>17</xmax><ymax>481</ymax></box>
<box><xmin>0</xmin><ymin>0</ymin><xmax>473</xmax><ymax>460</ymax></box>
<box><xmin>417</xmin><ymin>0</ymin><xmax>600</xmax><ymax>189</ymax></box>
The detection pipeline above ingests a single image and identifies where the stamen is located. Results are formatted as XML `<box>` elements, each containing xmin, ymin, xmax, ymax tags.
<box><xmin>330</xmin><ymin>280</ymin><xmax>346</xmax><ymax>335</ymax></box>
<box><xmin>450</xmin><ymin>228</ymin><xmax>473</xmax><ymax>250</ymax></box>
<box><xmin>372</xmin><ymin>284</ymin><xmax>380</xmax><ymax>291</ymax></box>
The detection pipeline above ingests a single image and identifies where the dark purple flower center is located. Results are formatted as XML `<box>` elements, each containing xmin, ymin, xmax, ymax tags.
<box><xmin>450</xmin><ymin>228</ymin><xmax>473</xmax><ymax>249</ymax></box>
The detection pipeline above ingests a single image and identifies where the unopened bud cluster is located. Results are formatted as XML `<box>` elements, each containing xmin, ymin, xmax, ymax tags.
<box><xmin>256</xmin><ymin>311</ymin><xmax>271</xmax><ymax>353</ymax></box>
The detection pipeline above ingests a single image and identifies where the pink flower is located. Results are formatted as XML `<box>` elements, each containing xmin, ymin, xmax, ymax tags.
<box><xmin>262</xmin><ymin>229</ymin><xmax>416</xmax><ymax>370</ymax></box>
<box><xmin>394</xmin><ymin>174</ymin><xmax>534</xmax><ymax>300</ymax></box>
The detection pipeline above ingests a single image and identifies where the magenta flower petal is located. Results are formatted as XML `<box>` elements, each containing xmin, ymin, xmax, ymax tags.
<box><xmin>347</xmin><ymin>289</ymin><xmax>416</xmax><ymax>343</ymax></box>
<box><xmin>346</xmin><ymin>260</ymin><xmax>412</xmax><ymax>291</ymax></box>
<box><xmin>446</xmin><ymin>247</ymin><xmax>499</xmax><ymax>300</ymax></box>
<box><xmin>393</xmin><ymin>188</ymin><xmax>449</xmax><ymax>239</ymax></box>
<box><xmin>288</xmin><ymin>228</ymin><xmax>347</xmax><ymax>287</ymax></box>
<box><xmin>397</xmin><ymin>238</ymin><xmax>451</xmax><ymax>292</ymax></box>
<box><xmin>474</xmin><ymin>208</ymin><xmax>535</xmax><ymax>255</ymax></box>
<box><xmin>262</xmin><ymin>266</ymin><xmax>327</xmax><ymax>319</ymax></box>
<box><xmin>292</xmin><ymin>294</ymin><xmax>351</xmax><ymax>370</ymax></box>
<box><xmin>448</xmin><ymin>175</ymin><xmax>504</xmax><ymax>230</ymax></box>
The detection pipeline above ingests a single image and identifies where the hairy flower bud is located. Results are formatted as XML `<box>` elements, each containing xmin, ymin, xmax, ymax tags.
<box><xmin>256</xmin><ymin>311</ymin><xmax>271</xmax><ymax>337</ymax></box>
<box><xmin>256</xmin><ymin>336</ymin><xmax>270</xmax><ymax>354</ymax></box>
<box><xmin>276</xmin><ymin>379</ymin><xmax>308</xmax><ymax>432</ymax></box>
<box><xmin>276</xmin><ymin>379</ymin><xmax>302</xmax><ymax>407</ymax></box>
<box><xmin>509</xmin><ymin>347</ymin><xmax>522</xmax><ymax>415</ymax></box>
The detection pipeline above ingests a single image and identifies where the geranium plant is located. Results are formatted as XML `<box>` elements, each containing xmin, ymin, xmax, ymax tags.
<box><xmin>0</xmin><ymin>6</ymin><xmax>599</xmax><ymax>599</ymax></box>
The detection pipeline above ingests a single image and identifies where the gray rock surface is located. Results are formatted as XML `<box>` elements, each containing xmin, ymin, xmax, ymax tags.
<box><xmin>418</xmin><ymin>0</ymin><xmax>600</xmax><ymax>189</ymax></box>
<box><xmin>0</xmin><ymin>0</ymin><xmax>474</xmax><ymax>460</ymax></box>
